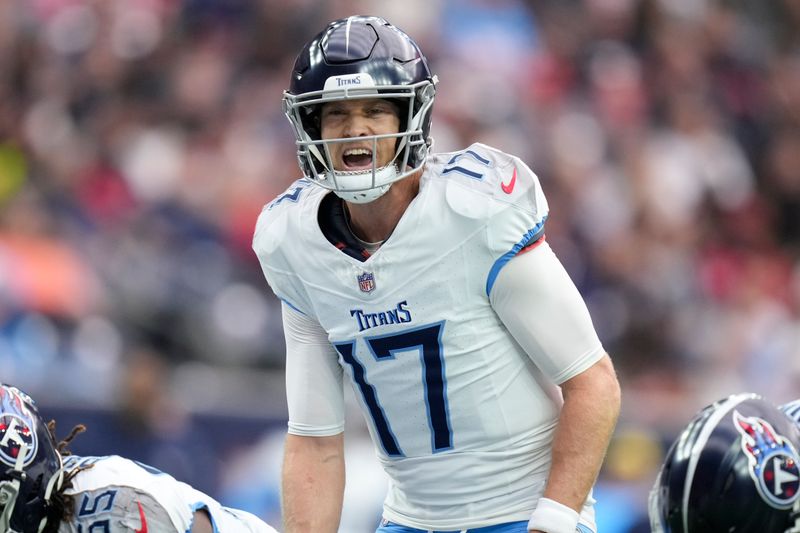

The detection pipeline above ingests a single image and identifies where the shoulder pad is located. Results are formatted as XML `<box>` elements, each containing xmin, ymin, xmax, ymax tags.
<box><xmin>253</xmin><ymin>178</ymin><xmax>314</xmax><ymax>253</ymax></box>
<box><xmin>437</xmin><ymin>143</ymin><xmax>548</xmax><ymax>222</ymax></box>
<box><xmin>252</xmin><ymin>178</ymin><xmax>318</xmax><ymax>316</ymax></box>
<box><xmin>781</xmin><ymin>399</ymin><xmax>800</xmax><ymax>427</ymax></box>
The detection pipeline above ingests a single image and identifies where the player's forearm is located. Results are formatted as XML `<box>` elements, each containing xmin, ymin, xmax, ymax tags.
<box><xmin>544</xmin><ymin>354</ymin><xmax>620</xmax><ymax>511</ymax></box>
<box><xmin>281</xmin><ymin>433</ymin><xmax>345</xmax><ymax>533</ymax></box>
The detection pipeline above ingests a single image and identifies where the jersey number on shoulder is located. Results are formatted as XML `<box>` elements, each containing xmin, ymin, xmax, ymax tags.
<box><xmin>77</xmin><ymin>521</ymin><xmax>109</xmax><ymax>533</ymax></box>
<box><xmin>442</xmin><ymin>149</ymin><xmax>491</xmax><ymax>180</ymax></box>
<box><xmin>267</xmin><ymin>179</ymin><xmax>311</xmax><ymax>210</ymax></box>
<box><xmin>335</xmin><ymin>322</ymin><xmax>452</xmax><ymax>457</ymax></box>
<box><xmin>77</xmin><ymin>490</ymin><xmax>117</xmax><ymax>533</ymax></box>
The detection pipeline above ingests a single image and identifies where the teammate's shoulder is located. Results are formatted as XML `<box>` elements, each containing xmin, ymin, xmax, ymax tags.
<box><xmin>780</xmin><ymin>399</ymin><xmax>800</xmax><ymax>425</ymax></box>
<box><xmin>428</xmin><ymin>142</ymin><xmax>547</xmax><ymax>219</ymax></box>
<box><xmin>63</xmin><ymin>454</ymin><xmax>119</xmax><ymax>471</ymax></box>
<box><xmin>65</xmin><ymin>455</ymin><xmax>171</xmax><ymax>483</ymax></box>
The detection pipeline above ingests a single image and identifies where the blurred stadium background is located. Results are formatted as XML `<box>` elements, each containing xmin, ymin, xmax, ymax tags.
<box><xmin>1</xmin><ymin>0</ymin><xmax>799</xmax><ymax>531</ymax></box>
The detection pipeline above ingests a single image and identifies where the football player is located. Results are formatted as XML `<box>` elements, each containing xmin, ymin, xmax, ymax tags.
<box><xmin>253</xmin><ymin>15</ymin><xmax>621</xmax><ymax>533</ymax></box>
<box><xmin>0</xmin><ymin>383</ymin><xmax>278</xmax><ymax>533</ymax></box>
<box><xmin>648</xmin><ymin>392</ymin><xmax>800</xmax><ymax>532</ymax></box>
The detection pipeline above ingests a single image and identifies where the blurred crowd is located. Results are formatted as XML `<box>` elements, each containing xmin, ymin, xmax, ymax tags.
<box><xmin>1</xmin><ymin>0</ymin><xmax>799</xmax><ymax>530</ymax></box>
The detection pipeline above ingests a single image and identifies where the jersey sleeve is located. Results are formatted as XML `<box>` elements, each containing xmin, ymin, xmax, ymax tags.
<box><xmin>63</xmin><ymin>458</ymin><xmax>193</xmax><ymax>532</ymax></box>
<box><xmin>121</xmin><ymin>491</ymin><xmax>181</xmax><ymax>532</ymax></box>
<box><xmin>252</xmin><ymin>180</ymin><xmax>315</xmax><ymax>316</ymax></box>
<box><xmin>177</xmin><ymin>484</ymin><xmax>279</xmax><ymax>533</ymax></box>
<box><xmin>282</xmin><ymin>302</ymin><xmax>346</xmax><ymax>436</ymax></box>
<box><xmin>489</xmin><ymin>240</ymin><xmax>605</xmax><ymax>384</ymax></box>
<box><xmin>64</xmin><ymin>457</ymin><xmax>278</xmax><ymax>533</ymax></box>
<box><xmin>481</xmin><ymin>147</ymin><xmax>549</xmax><ymax>296</ymax></box>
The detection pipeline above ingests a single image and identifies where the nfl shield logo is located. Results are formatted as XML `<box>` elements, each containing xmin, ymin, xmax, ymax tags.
<box><xmin>357</xmin><ymin>272</ymin><xmax>376</xmax><ymax>293</ymax></box>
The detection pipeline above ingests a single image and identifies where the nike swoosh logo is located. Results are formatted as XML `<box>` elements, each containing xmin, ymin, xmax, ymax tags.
<box><xmin>135</xmin><ymin>501</ymin><xmax>148</xmax><ymax>533</ymax></box>
<box><xmin>501</xmin><ymin>167</ymin><xmax>517</xmax><ymax>194</ymax></box>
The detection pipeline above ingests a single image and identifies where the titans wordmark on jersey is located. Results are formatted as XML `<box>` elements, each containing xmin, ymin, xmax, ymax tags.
<box><xmin>254</xmin><ymin>143</ymin><xmax>592</xmax><ymax>529</ymax></box>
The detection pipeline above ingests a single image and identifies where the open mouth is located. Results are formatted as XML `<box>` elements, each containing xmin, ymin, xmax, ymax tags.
<box><xmin>342</xmin><ymin>147</ymin><xmax>374</xmax><ymax>170</ymax></box>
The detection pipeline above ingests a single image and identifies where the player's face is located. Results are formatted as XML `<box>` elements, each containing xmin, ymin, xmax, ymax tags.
<box><xmin>320</xmin><ymin>99</ymin><xmax>401</xmax><ymax>172</ymax></box>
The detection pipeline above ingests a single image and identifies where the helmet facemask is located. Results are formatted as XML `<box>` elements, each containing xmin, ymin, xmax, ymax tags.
<box><xmin>789</xmin><ymin>496</ymin><xmax>800</xmax><ymax>533</ymax></box>
<box><xmin>0</xmin><ymin>440</ymin><xmax>65</xmax><ymax>533</ymax></box>
<box><xmin>0</xmin><ymin>385</ymin><xmax>67</xmax><ymax>533</ymax></box>
<box><xmin>283</xmin><ymin>74</ymin><xmax>437</xmax><ymax>203</ymax></box>
<box><xmin>0</xmin><ymin>442</ymin><xmax>27</xmax><ymax>533</ymax></box>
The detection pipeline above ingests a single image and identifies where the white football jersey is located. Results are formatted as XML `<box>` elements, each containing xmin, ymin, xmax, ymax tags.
<box><xmin>57</xmin><ymin>455</ymin><xmax>276</xmax><ymax>533</ymax></box>
<box><xmin>254</xmin><ymin>143</ymin><xmax>603</xmax><ymax>529</ymax></box>
<box><xmin>782</xmin><ymin>399</ymin><xmax>800</xmax><ymax>426</ymax></box>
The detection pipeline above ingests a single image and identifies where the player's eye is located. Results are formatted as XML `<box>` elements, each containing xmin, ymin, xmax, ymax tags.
<box><xmin>367</xmin><ymin>106</ymin><xmax>390</xmax><ymax>116</ymax></box>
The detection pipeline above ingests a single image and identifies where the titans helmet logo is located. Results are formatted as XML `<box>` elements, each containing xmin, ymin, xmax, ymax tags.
<box><xmin>0</xmin><ymin>413</ymin><xmax>37</xmax><ymax>468</ymax></box>
<box><xmin>733</xmin><ymin>410</ymin><xmax>800</xmax><ymax>509</ymax></box>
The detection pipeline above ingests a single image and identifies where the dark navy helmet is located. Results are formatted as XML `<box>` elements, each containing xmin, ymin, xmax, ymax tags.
<box><xmin>283</xmin><ymin>15</ymin><xmax>437</xmax><ymax>203</ymax></box>
<box><xmin>0</xmin><ymin>384</ymin><xmax>64</xmax><ymax>533</ymax></box>
<box><xmin>649</xmin><ymin>393</ymin><xmax>800</xmax><ymax>533</ymax></box>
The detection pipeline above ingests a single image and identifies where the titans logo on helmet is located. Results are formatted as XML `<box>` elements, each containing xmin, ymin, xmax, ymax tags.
<box><xmin>733</xmin><ymin>410</ymin><xmax>800</xmax><ymax>509</ymax></box>
<box><xmin>0</xmin><ymin>413</ymin><xmax>38</xmax><ymax>468</ymax></box>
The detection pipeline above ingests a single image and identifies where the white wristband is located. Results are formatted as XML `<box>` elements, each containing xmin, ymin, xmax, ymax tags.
<box><xmin>527</xmin><ymin>497</ymin><xmax>580</xmax><ymax>533</ymax></box>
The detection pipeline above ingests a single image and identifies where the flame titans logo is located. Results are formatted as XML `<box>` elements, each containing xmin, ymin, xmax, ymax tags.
<box><xmin>734</xmin><ymin>410</ymin><xmax>800</xmax><ymax>509</ymax></box>
<box><xmin>0</xmin><ymin>414</ymin><xmax>38</xmax><ymax>468</ymax></box>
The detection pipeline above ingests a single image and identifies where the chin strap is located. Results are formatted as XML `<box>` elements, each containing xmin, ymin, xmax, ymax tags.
<box><xmin>36</xmin><ymin>454</ymin><xmax>65</xmax><ymax>533</ymax></box>
<box><xmin>0</xmin><ymin>440</ymin><xmax>67</xmax><ymax>533</ymax></box>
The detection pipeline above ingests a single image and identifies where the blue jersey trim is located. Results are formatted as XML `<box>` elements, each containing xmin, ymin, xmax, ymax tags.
<box><xmin>376</xmin><ymin>520</ymin><xmax>529</xmax><ymax>532</ymax></box>
<box><xmin>187</xmin><ymin>503</ymin><xmax>220</xmax><ymax>533</ymax></box>
<box><xmin>485</xmin><ymin>217</ymin><xmax>547</xmax><ymax>297</ymax></box>
<box><xmin>280</xmin><ymin>298</ymin><xmax>306</xmax><ymax>316</ymax></box>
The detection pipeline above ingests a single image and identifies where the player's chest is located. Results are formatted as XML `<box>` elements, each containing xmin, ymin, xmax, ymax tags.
<box><xmin>310</xmin><ymin>236</ymin><xmax>491</xmax><ymax>337</ymax></box>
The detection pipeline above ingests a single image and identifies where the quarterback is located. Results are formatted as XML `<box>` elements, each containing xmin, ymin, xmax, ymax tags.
<box><xmin>253</xmin><ymin>15</ymin><xmax>621</xmax><ymax>533</ymax></box>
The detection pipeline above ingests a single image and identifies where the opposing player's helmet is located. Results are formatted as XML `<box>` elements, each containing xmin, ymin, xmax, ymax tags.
<box><xmin>283</xmin><ymin>15</ymin><xmax>437</xmax><ymax>203</ymax></box>
<box><xmin>649</xmin><ymin>393</ymin><xmax>800</xmax><ymax>533</ymax></box>
<box><xmin>0</xmin><ymin>384</ymin><xmax>65</xmax><ymax>533</ymax></box>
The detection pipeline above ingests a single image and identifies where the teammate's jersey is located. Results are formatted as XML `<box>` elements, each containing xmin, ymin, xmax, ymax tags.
<box><xmin>781</xmin><ymin>399</ymin><xmax>800</xmax><ymax>427</ymax></box>
<box><xmin>57</xmin><ymin>455</ymin><xmax>276</xmax><ymax>533</ymax></box>
<box><xmin>253</xmin><ymin>143</ymin><xmax>602</xmax><ymax>529</ymax></box>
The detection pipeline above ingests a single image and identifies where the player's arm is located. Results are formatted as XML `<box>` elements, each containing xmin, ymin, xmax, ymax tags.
<box><xmin>283</xmin><ymin>433</ymin><xmax>345</xmax><ymax>533</ymax></box>
<box><xmin>542</xmin><ymin>355</ymin><xmax>619</xmax><ymax>520</ymax></box>
<box><xmin>191</xmin><ymin>510</ymin><xmax>214</xmax><ymax>533</ymax></box>
<box><xmin>280</xmin><ymin>302</ymin><xmax>346</xmax><ymax>533</ymax></box>
<box><xmin>490</xmin><ymin>240</ymin><xmax>621</xmax><ymax>533</ymax></box>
